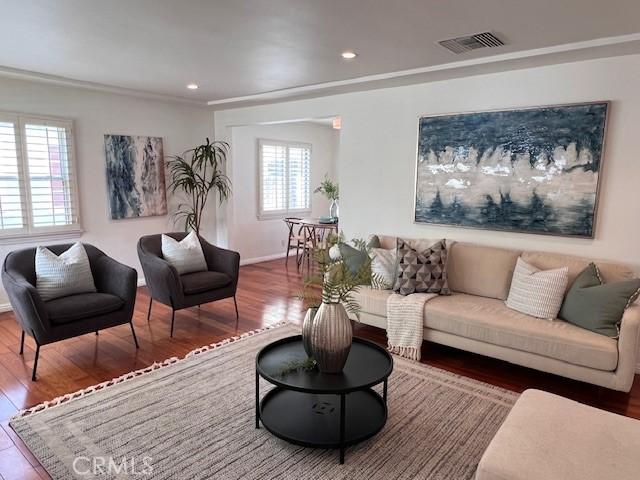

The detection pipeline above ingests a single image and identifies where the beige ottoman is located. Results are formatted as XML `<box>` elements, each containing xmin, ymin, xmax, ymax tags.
<box><xmin>476</xmin><ymin>389</ymin><xmax>640</xmax><ymax>480</ymax></box>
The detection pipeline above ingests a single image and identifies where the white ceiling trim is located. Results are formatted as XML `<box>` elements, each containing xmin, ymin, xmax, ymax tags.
<box><xmin>207</xmin><ymin>32</ymin><xmax>640</xmax><ymax>107</ymax></box>
<box><xmin>0</xmin><ymin>65</ymin><xmax>205</xmax><ymax>106</ymax></box>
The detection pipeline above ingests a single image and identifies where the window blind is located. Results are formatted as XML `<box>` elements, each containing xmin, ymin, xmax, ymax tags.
<box><xmin>258</xmin><ymin>140</ymin><xmax>312</xmax><ymax>218</ymax></box>
<box><xmin>0</xmin><ymin>112</ymin><xmax>80</xmax><ymax>237</ymax></box>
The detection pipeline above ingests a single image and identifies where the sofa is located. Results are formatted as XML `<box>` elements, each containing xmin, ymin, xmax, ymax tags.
<box><xmin>352</xmin><ymin>235</ymin><xmax>640</xmax><ymax>392</ymax></box>
<box><xmin>476</xmin><ymin>389</ymin><xmax>640</xmax><ymax>480</ymax></box>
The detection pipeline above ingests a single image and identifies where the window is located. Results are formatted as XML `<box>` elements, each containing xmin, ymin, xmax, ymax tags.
<box><xmin>0</xmin><ymin>112</ymin><xmax>81</xmax><ymax>239</ymax></box>
<box><xmin>258</xmin><ymin>139</ymin><xmax>311</xmax><ymax>219</ymax></box>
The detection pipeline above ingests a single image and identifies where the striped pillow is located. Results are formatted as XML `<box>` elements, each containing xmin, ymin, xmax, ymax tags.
<box><xmin>506</xmin><ymin>257</ymin><xmax>568</xmax><ymax>319</ymax></box>
<box><xmin>35</xmin><ymin>243</ymin><xmax>97</xmax><ymax>301</ymax></box>
<box><xmin>369</xmin><ymin>247</ymin><xmax>396</xmax><ymax>289</ymax></box>
<box><xmin>161</xmin><ymin>232</ymin><xmax>208</xmax><ymax>275</ymax></box>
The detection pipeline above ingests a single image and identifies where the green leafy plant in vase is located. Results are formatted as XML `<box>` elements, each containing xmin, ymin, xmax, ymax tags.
<box><xmin>298</xmin><ymin>232</ymin><xmax>381</xmax><ymax>373</ymax></box>
<box><xmin>314</xmin><ymin>174</ymin><xmax>339</xmax><ymax>220</ymax></box>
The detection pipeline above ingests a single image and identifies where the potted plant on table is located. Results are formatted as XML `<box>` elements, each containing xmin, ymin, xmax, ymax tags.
<box><xmin>298</xmin><ymin>233</ymin><xmax>377</xmax><ymax>373</ymax></box>
<box><xmin>314</xmin><ymin>174</ymin><xmax>339</xmax><ymax>220</ymax></box>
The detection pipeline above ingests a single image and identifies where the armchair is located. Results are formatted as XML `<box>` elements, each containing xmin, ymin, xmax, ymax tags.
<box><xmin>1</xmin><ymin>243</ymin><xmax>139</xmax><ymax>380</ymax></box>
<box><xmin>137</xmin><ymin>232</ymin><xmax>240</xmax><ymax>337</ymax></box>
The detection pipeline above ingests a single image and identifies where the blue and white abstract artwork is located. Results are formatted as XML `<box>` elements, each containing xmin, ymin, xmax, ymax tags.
<box><xmin>414</xmin><ymin>102</ymin><xmax>608</xmax><ymax>237</ymax></box>
<box><xmin>104</xmin><ymin>134</ymin><xmax>167</xmax><ymax>220</ymax></box>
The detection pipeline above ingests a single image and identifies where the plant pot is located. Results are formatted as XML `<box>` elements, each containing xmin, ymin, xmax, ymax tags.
<box><xmin>329</xmin><ymin>199</ymin><xmax>339</xmax><ymax>219</ymax></box>
<box><xmin>310</xmin><ymin>302</ymin><xmax>353</xmax><ymax>374</ymax></box>
<box><xmin>301</xmin><ymin>307</ymin><xmax>318</xmax><ymax>357</ymax></box>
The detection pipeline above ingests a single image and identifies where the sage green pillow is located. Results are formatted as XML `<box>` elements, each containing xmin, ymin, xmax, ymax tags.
<box><xmin>337</xmin><ymin>243</ymin><xmax>370</xmax><ymax>276</ymax></box>
<box><xmin>559</xmin><ymin>263</ymin><xmax>640</xmax><ymax>337</ymax></box>
<box><xmin>367</xmin><ymin>235</ymin><xmax>381</xmax><ymax>249</ymax></box>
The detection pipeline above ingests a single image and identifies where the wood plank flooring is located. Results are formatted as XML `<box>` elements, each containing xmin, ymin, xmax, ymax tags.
<box><xmin>0</xmin><ymin>257</ymin><xmax>638</xmax><ymax>479</ymax></box>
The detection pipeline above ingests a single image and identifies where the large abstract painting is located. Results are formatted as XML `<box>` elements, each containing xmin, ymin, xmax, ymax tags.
<box><xmin>414</xmin><ymin>102</ymin><xmax>608</xmax><ymax>237</ymax></box>
<box><xmin>104</xmin><ymin>134</ymin><xmax>167</xmax><ymax>219</ymax></box>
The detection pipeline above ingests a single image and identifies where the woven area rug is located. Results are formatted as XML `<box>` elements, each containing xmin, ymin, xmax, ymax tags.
<box><xmin>11</xmin><ymin>323</ymin><xmax>518</xmax><ymax>480</ymax></box>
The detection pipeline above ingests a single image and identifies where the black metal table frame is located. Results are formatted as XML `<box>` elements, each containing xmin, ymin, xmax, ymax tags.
<box><xmin>255</xmin><ymin>361</ymin><xmax>390</xmax><ymax>464</ymax></box>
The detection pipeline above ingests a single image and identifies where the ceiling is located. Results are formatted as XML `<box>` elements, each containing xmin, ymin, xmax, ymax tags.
<box><xmin>1</xmin><ymin>0</ymin><xmax>640</xmax><ymax>105</ymax></box>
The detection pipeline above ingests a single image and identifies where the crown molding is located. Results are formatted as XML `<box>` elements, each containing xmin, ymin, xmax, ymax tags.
<box><xmin>0</xmin><ymin>66</ymin><xmax>207</xmax><ymax>106</ymax></box>
<box><xmin>207</xmin><ymin>32</ymin><xmax>640</xmax><ymax>108</ymax></box>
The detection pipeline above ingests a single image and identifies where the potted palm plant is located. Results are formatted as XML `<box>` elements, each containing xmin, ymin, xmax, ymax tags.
<box><xmin>167</xmin><ymin>138</ymin><xmax>231</xmax><ymax>234</ymax></box>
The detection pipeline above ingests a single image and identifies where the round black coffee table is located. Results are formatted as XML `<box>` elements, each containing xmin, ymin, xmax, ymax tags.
<box><xmin>255</xmin><ymin>335</ymin><xmax>393</xmax><ymax>464</ymax></box>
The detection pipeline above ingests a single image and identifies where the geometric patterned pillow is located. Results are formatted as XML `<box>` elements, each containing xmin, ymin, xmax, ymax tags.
<box><xmin>505</xmin><ymin>257</ymin><xmax>568</xmax><ymax>319</ymax></box>
<box><xmin>393</xmin><ymin>238</ymin><xmax>450</xmax><ymax>296</ymax></box>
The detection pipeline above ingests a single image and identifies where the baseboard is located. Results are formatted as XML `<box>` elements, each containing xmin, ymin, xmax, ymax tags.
<box><xmin>0</xmin><ymin>302</ymin><xmax>12</xmax><ymax>313</ymax></box>
<box><xmin>240</xmin><ymin>252</ymin><xmax>286</xmax><ymax>266</ymax></box>
<box><xmin>137</xmin><ymin>277</ymin><xmax>146</xmax><ymax>287</ymax></box>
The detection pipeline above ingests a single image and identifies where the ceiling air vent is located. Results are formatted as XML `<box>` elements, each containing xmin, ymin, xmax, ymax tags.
<box><xmin>438</xmin><ymin>32</ymin><xmax>504</xmax><ymax>54</ymax></box>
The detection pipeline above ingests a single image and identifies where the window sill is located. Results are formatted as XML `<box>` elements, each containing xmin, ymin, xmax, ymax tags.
<box><xmin>257</xmin><ymin>210</ymin><xmax>312</xmax><ymax>221</ymax></box>
<box><xmin>0</xmin><ymin>228</ymin><xmax>84</xmax><ymax>246</ymax></box>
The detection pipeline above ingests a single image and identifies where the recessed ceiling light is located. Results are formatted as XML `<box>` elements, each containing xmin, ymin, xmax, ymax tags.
<box><xmin>341</xmin><ymin>51</ymin><xmax>357</xmax><ymax>59</ymax></box>
<box><xmin>187</xmin><ymin>83</ymin><xmax>199</xmax><ymax>90</ymax></box>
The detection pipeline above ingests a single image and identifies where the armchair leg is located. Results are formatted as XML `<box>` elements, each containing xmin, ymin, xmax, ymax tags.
<box><xmin>32</xmin><ymin>342</ymin><xmax>40</xmax><ymax>381</ymax></box>
<box><xmin>130</xmin><ymin>322</ymin><xmax>139</xmax><ymax>349</ymax></box>
<box><xmin>95</xmin><ymin>331</ymin><xmax>99</xmax><ymax>336</ymax></box>
<box><xmin>19</xmin><ymin>330</ymin><xmax>24</xmax><ymax>355</ymax></box>
<box><xmin>147</xmin><ymin>297</ymin><xmax>153</xmax><ymax>322</ymax></box>
<box><xmin>170</xmin><ymin>310</ymin><xmax>176</xmax><ymax>338</ymax></box>
<box><xmin>233</xmin><ymin>296</ymin><xmax>239</xmax><ymax>319</ymax></box>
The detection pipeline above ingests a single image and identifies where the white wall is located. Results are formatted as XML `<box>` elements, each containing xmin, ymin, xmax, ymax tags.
<box><xmin>214</xmin><ymin>54</ymin><xmax>640</xmax><ymax>273</ymax></box>
<box><xmin>0</xmin><ymin>77</ymin><xmax>213</xmax><ymax>305</ymax></box>
<box><xmin>229</xmin><ymin>122</ymin><xmax>338</xmax><ymax>262</ymax></box>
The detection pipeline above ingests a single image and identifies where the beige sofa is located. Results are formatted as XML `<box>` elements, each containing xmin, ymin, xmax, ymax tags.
<box><xmin>353</xmin><ymin>236</ymin><xmax>640</xmax><ymax>392</ymax></box>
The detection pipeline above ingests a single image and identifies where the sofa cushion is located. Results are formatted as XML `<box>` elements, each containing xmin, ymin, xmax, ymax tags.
<box><xmin>522</xmin><ymin>251</ymin><xmax>635</xmax><ymax>293</ymax></box>
<box><xmin>559</xmin><ymin>263</ymin><xmax>640</xmax><ymax>338</ymax></box>
<box><xmin>505</xmin><ymin>258</ymin><xmax>568</xmax><ymax>319</ymax></box>
<box><xmin>394</xmin><ymin>238</ymin><xmax>450</xmax><ymax>295</ymax></box>
<box><xmin>46</xmin><ymin>293</ymin><xmax>124</xmax><ymax>325</ymax></box>
<box><xmin>181</xmin><ymin>271</ymin><xmax>232</xmax><ymax>295</ymax></box>
<box><xmin>352</xmin><ymin>286</ymin><xmax>393</xmax><ymax>317</ymax></box>
<box><xmin>424</xmin><ymin>293</ymin><xmax>618</xmax><ymax>371</ymax></box>
<box><xmin>447</xmin><ymin>242</ymin><xmax>521</xmax><ymax>300</ymax></box>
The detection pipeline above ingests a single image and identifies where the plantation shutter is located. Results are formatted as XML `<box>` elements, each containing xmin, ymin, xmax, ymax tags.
<box><xmin>258</xmin><ymin>140</ymin><xmax>312</xmax><ymax>219</ymax></box>
<box><xmin>288</xmin><ymin>145</ymin><xmax>311</xmax><ymax>211</ymax></box>
<box><xmin>0</xmin><ymin>116</ymin><xmax>26</xmax><ymax>231</ymax></box>
<box><xmin>0</xmin><ymin>112</ymin><xmax>81</xmax><ymax>238</ymax></box>
<box><xmin>22</xmin><ymin>118</ymin><xmax>78</xmax><ymax>229</ymax></box>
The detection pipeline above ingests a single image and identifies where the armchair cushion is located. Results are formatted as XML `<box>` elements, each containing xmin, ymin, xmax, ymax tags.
<box><xmin>181</xmin><ymin>271</ymin><xmax>232</xmax><ymax>295</ymax></box>
<box><xmin>36</xmin><ymin>242</ymin><xmax>96</xmax><ymax>301</ymax></box>
<box><xmin>46</xmin><ymin>293</ymin><xmax>124</xmax><ymax>325</ymax></box>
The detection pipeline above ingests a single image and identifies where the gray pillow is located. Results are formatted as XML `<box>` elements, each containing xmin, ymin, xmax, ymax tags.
<box><xmin>161</xmin><ymin>232</ymin><xmax>208</xmax><ymax>275</ymax></box>
<box><xmin>337</xmin><ymin>242</ymin><xmax>370</xmax><ymax>276</ymax></box>
<box><xmin>35</xmin><ymin>242</ymin><xmax>97</xmax><ymax>301</ymax></box>
<box><xmin>559</xmin><ymin>263</ymin><xmax>640</xmax><ymax>337</ymax></box>
<box><xmin>394</xmin><ymin>238</ymin><xmax>450</xmax><ymax>296</ymax></box>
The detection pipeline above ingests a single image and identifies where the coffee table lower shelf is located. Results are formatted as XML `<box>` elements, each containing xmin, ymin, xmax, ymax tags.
<box><xmin>258</xmin><ymin>387</ymin><xmax>387</xmax><ymax>464</ymax></box>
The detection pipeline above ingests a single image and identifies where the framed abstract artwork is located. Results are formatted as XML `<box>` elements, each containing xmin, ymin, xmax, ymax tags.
<box><xmin>104</xmin><ymin>134</ymin><xmax>167</xmax><ymax>219</ymax></box>
<box><xmin>414</xmin><ymin>102</ymin><xmax>609</xmax><ymax>237</ymax></box>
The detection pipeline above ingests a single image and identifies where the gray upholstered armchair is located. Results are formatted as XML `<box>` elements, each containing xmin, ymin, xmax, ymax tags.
<box><xmin>1</xmin><ymin>244</ymin><xmax>139</xmax><ymax>380</ymax></box>
<box><xmin>137</xmin><ymin>232</ymin><xmax>240</xmax><ymax>337</ymax></box>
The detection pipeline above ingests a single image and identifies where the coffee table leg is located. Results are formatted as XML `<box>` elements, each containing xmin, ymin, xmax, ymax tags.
<box><xmin>255</xmin><ymin>369</ymin><xmax>260</xmax><ymax>429</ymax></box>
<box><xmin>383</xmin><ymin>379</ymin><xmax>388</xmax><ymax>405</ymax></box>
<box><xmin>339</xmin><ymin>393</ymin><xmax>345</xmax><ymax>464</ymax></box>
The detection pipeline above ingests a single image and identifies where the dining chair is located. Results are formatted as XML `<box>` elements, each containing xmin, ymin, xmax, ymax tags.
<box><xmin>283</xmin><ymin>217</ymin><xmax>304</xmax><ymax>267</ymax></box>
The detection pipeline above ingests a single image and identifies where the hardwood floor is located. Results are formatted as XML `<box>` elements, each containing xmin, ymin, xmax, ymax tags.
<box><xmin>0</xmin><ymin>256</ymin><xmax>638</xmax><ymax>478</ymax></box>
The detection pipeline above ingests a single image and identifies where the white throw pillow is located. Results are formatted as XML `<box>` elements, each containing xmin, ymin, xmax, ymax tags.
<box><xmin>370</xmin><ymin>247</ymin><xmax>397</xmax><ymax>290</ymax></box>
<box><xmin>505</xmin><ymin>257</ymin><xmax>568</xmax><ymax>319</ymax></box>
<box><xmin>35</xmin><ymin>242</ymin><xmax>97</xmax><ymax>301</ymax></box>
<box><xmin>161</xmin><ymin>231</ymin><xmax>208</xmax><ymax>275</ymax></box>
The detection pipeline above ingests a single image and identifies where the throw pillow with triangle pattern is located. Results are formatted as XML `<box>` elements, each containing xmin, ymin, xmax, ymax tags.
<box><xmin>393</xmin><ymin>238</ymin><xmax>450</xmax><ymax>296</ymax></box>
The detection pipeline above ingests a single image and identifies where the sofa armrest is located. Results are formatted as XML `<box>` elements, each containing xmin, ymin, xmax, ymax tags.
<box><xmin>137</xmin><ymin>243</ymin><xmax>183</xmax><ymax>306</ymax></box>
<box><xmin>1</xmin><ymin>269</ymin><xmax>50</xmax><ymax>342</ymax></box>
<box><xmin>614</xmin><ymin>305</ymin><xmax>640</xmax><ymax>391</ymax></box>
<box><xmin>92</xmin><ymin>255</ymin><xmax>137</xmax><ymax>306</ymax></box>
<box><xmin>200</xmin><ymin>238</ymin><xmax>240</xmax><ymax>291</ymax></box>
